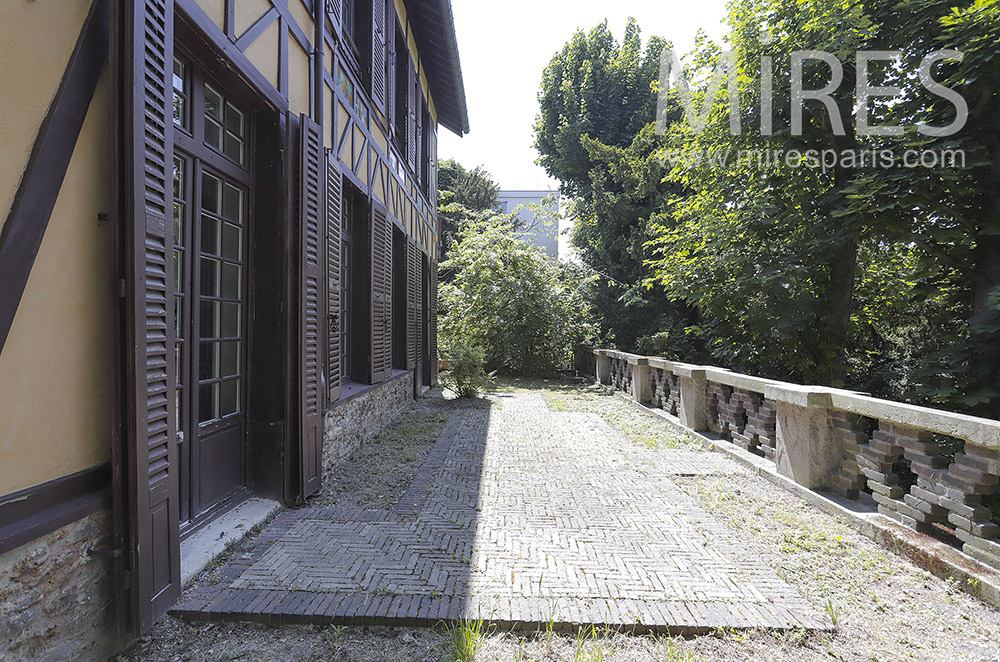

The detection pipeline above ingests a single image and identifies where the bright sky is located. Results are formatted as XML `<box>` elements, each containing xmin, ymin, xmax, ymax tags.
<box><xmin>438</xmin><ymin>0</ymin><xmax>731</xmax><ymax>191</ymax></box>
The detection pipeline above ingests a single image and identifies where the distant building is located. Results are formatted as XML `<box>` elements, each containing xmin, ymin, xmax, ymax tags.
<box><xmin>497</xmin><ymin>190</ymin><xmax>560</xmax><ymax>259</ymax></box>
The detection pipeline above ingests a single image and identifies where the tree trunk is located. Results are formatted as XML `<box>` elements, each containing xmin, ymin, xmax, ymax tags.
<box><xmin>968</xmin><ymin>186</ymin><xmax>1000</xmax><ymax>415</ymax></box>
<box><xmin>818</xmin><ymin>235</ymin><xmax>859</xmax><ymax>387</ymax></box>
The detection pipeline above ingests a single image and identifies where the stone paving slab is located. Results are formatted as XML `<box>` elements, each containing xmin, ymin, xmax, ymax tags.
<box><xmin>172</xmin><ymin>393</ymin><xmax>829</xmax><ymax>633</ymax></box>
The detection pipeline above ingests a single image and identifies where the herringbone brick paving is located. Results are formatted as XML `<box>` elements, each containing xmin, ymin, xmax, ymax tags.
<box><xmin>171</xmin><ymin>392</ymin><xmax>829</xmax><ymax>632</ymax></box>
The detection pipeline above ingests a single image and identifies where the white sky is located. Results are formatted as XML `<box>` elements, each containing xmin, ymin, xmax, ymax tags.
<box><xmin>438</xmin><ymin>0</ymin><xmax>731</xmax><ymax>191</ymax></box>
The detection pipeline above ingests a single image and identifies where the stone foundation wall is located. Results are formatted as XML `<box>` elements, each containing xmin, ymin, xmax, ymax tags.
<box><xmin>0</xmin><ymin>510</ymin><xmax>123</xmax><ymax>662</ymax></box>
<box><xmin>323</xmin><ymin>372</ymin><xmax>415</xmax><ymax>467</ymax></box>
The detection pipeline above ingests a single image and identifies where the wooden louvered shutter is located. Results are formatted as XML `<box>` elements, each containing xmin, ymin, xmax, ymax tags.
<box><xmin>430</xmin><ymin>256</ymin><xmax>438</xmax><ymax>385</ymax></box>
<box><xmin>429</xmin><ymin>125</ymin><xmax>437</xmax><ymax>204</ymax></box>
<box><xmin>415</xmin><ymin>97</ymin><xmax>424</xmax><ymax>189</ymax></box>
<box><xmin>407</xmin><ymin>57</ymin><xmax>417</xmax><ymax>170</ymax></box>
<box><xmin>298</xmin><ymin>114</ymin><xmax>324</xmax><ymax>499</ymax></box>
<box><xmin>326</xmin><ymin>151</ymin><xmax>342</xmax><ymax>403</ymax></box>
<box><xmin>118</xmin><ymin>0</ymin><xmax>180</xmax><ymax>633</ymax></box>
<box><xmin>386</xmin><ymin>2</ymin><xmax>396</xmax><ymax>132</ymax></box>
<box><xmin>370</xmin><ymin>204</ymin><xmax>392</xmax><ymax>382</ymax></box>
<box><xmin>406</xmin><ymin>240</ymin><xmax>419</xmax><ymax>369</ymax></box>
<box><xmin>326</xmin><ymin>0</ymin><xmax>343</xmax><ymax>40</ymax></box>
<box><xmin>371</xmin><ymin>0</ymin><xmax>387</xmax><ymax>114</ymax></box>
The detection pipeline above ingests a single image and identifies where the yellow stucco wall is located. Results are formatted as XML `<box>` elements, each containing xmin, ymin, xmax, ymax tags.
<box><xmin>244</xmin><ymin>18</ymin><xmax>281</xmax><ymax>91</ymax></box>
<box><xmin>289</xmin><ymin>38</ymin><xmax>311</xmax><ymax>116</ymax></box>
<box><xmin>0</xmin><ymin>71</ymin><xmax>112</xmax><ymax>495</ymax></box>
<box><xmin>0</xmin><ymin>0</ymin><xmax>92</xmax><ymax>238</ymax></box>
<box><xmin>195</xmin><ymin>0</ymin><xmax>225</xmax><ymax>31</ymax></box>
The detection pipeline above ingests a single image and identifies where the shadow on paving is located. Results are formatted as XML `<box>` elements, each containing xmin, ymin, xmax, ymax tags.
<box><xmin>171</xmin><ymin>400</ymin><xmax>493</xmax><ymax>629</ymax></box>
<box><xmin>170</xmin><ymin>389</ymin><xmax>830</xmax><ymax>634</ymax></box>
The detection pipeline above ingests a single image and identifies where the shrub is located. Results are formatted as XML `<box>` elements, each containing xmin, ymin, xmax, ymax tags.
<box><xmin>439</xmin><ymin>345</ymin><xmax>491</xmax><ymax>398</ymax></box>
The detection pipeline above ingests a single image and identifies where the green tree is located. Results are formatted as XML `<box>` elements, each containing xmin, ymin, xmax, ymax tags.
<box><xmin>844</xmin><ymin>0</ymin><xmax>1000</xmax><ymax>411</ymax></box>
<box><xmin>439</xmin><ymin>219</ymin><xmax>597</xmax><ymax>375</ymax></box>
<box><xmin>437</xmin><ymin>160</ymin><xmax>502</xmax><ymax>265</ymax></box>
<box><xmin>534</xmin><ymin>20</ymin><xmax>697</xmax><ymax>351</ymax></box>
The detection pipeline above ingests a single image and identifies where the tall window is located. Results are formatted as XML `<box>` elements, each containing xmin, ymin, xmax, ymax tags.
<box><xmin>342</xmin><ymin>0</ymin><xmax>372</xmax><ymax>83</ymax></box>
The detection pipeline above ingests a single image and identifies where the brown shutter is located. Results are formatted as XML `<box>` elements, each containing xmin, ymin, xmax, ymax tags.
<box><xmin>371</xmin><ymin>204</ymin><xmax>392</xmax><ymax>382</ymax></box>
<box><xmin>298</xmin><ymin>114</ymin><xmax>324</xmax><ymax>499</ymax></box>
<box><xmin>116</xmin><ymin>0</ymin><xmax>180</xmax><ymax>634</ymax></box>
<box><xmin>386</xmin><ymin>2</ymin><xmax>396</xmax><ymax>133</ymax></box>
<box><xmin>326</xmin><ymin>0</ymin><xmax>343</xmax><ymax>40</ymax></box>
<box><xmin>415</xmin><ymin>96</ymin><xmax>424</xmax><ymax>188</ymax></box>
<box><xmin>406</xmin><ymin>239</ymin><xmax>418</xmax><ymax>369</ymax></box>
<box><xmin>430</xmin><ymin>256</ymin><xmax>438</xmax><ymax>385</ymax></box>
<box><xmin>429</xmin><ymin>126</ymin><xmax>437</xmax><ymax>204</ymax></box>
<box><xmin>326</xmin><ymin>151</ymin><xmax>342</xmax><ymax>403</ymax></box>
<box><xmin>407</xmin><ymin>57</ymin><xmax>416</xmax><ymax>170</ymax></box>
<box><xmin>371</xmin><ymin>0</ymin><xmax>387</xmax><ymax>114</ymax></box>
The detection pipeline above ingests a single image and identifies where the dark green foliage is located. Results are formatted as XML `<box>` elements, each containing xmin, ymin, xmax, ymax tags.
<box><xmin>438</xmin><ymin>160</ymin><xmax>503</xmax><ymax>267</ymax></box>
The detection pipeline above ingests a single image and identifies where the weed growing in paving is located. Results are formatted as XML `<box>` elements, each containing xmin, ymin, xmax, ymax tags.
<box><xmin>574</xmin><ymin>625</ymin><xmax>614</xmax><ymax>661</ymax></box>
<box><xmin>441</xmin><ymin>618</ymin><xmax>493</xmax><ymax>662</ymax></box>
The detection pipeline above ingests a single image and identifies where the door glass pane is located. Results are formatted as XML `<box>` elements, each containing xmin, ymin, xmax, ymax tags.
<box><xmin>201</xmin><ymin>215</ymin><xmax>219</xmax><ymax>255</ymax></box>
<box><xmin>219</xmin><ymin>380</ymin><xmax>239</xmax><ymax>417</ymax></box>
<box><xmin>221</xmin><ymin>263</ymin><xmax>241</xmax><ymax>299</ymax></box>
<box><xmin>204</xmin><ymin>85</ymin><xmax>223</xmax><ymax>120</ymax></box>
<box><xmin>200</xmin><ymin>257</ymin><xmax>219</xmax><ymax>297</ymax></box>
<box><xmin>204</xmin><ymin>85</ymin><xmax>246</xmax><ymax>165</ymax></box>
<box><xmin>222</xmin><ymin>222</ymin><xmax>242</xmax><ymax>261</ymax></box>
<box><xmin>173</xmin><ymin>204</ymin><xmax>185</xmax><ymax>248</ymax></box>
<box><xmin>206</xmin><ymin>118</ymin><xmax>223</xmax><ymax>153</ymax></box>
<box><xmin>221</xmin><ymin>341</ymin><xmax>240</xmax><ymax>378</ymax></box>
<box><xmin>199</xmin><ymin>341</ymin><xmax>219</xmax><ymax>380</ymax></box>
<box><xmin>174</xmin><ymin>297</ymin><xmax>184</xmax><ymax>337</ymax></box>
<box><xmin>199</xmin><ymin>382</ymin><xmax>218</xmax><ymax>424</ymax></box>
<box><xmin>224</xmin><ymin>132</ymin><xmax>244</xmax><ymax>164</ymax></box>
<box><xmin>223</xmin><ymin>183</ymin><xmax>243</xmax><ymax>223</ymax></box>
<box><xmin>224</xmin><ymin>103</ymin><xmax>244</xmax><ymax>134</ymax></box>
<box><xmin>200</xmin><ymin>300</ymin><xmax>219</xmax><ymax>338</ymax></box>
<box><xmin>202</xmin><ymin>172</ymin><xmax>222</xmax><ymax>215</ymax></box>
<box><xmin>221</xmin><ymin>302</ymin><xmax>240</xmax><ymax>338</ymax></box>
<box><xmin>174</xmin><ymin>250</ymin><xmax>183</xmax><ymax>291</ymax></box>
<box><xmin>172</xmin><ymin>59</ymin><xmax>186</xmax><ymax>128</ymax></box>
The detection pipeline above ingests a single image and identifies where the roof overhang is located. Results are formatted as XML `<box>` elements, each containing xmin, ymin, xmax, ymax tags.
<box><xmin>404</xmin><ymin>0</ymin><xmax>469</xmax><ymax>136</ymax></box>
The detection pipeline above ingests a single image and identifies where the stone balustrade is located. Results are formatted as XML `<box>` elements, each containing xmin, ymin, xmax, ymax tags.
<box><xmin>588</xmin><ymin>348</ymin><xmax>1000</xmax><ymax>571</ymax></box>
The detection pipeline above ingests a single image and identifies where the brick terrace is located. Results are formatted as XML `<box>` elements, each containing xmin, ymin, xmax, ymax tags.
<box><xmin>171</xmin><ymin>392</ymin><xmax>829</xmax><ymax>633</ymax></box>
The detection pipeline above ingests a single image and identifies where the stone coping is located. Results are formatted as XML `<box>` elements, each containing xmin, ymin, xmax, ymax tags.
<box><xmin>590</xmin><ymin>349</ymin><xmax>1000</xmax><ymax>450</ymax></box>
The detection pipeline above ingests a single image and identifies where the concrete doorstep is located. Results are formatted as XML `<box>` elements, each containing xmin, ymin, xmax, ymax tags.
<box><xmin>180</xmin><ymin>497</ymin><xmax>282</xmax><ymax>587</ymax></box>
<box><xmin>620</xmin><ymin>391</ymin><xmax>1000</xmax><ymax>610</ymax></box>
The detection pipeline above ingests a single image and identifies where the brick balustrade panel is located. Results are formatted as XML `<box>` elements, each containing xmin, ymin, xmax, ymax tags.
<box><xmin>706</xmin><ymin>383</ymin><xmax>733</xmax><ymax>439</ymax></box>
<box><xmin>858</xmin><ymin>423</ymin><xmax>951</xmax><ymax>532</ymax></box>
<box><xmin>649</xmin><ymin>368</ymin><xmax>680</xmax><ymax>416</ymax></box>
<box><xmin>650</xmin><ymin>368</ymin><xmax>666</xmax><ymax>409</ymax></box>
<box><xmin>666</xmin><ymin>372</ymin><xmax>681</xmax><ymax>416</ymax></box>
<box><xmin>827</xmin><ymin>412</ymin><xmax>870</xmax><ymax>500</ymax></box>
<box><xmin>707</xmin><ymin>384</ymin><xmax>774</xmax><ymax>457</ymax></box>
<box><xmin>939</xmin><ymin>445</ymin><xmax>1000</xmax><ymax>564</ymax></box>
<box><xmin>730</xmin><ymin>389</ymin><xmax>775</xmax><ymax>459</ymax></box>
<box><xmin>610</xmin><ymin>358</ymin><xmax>632</xmax><ymax>394</ymax></box>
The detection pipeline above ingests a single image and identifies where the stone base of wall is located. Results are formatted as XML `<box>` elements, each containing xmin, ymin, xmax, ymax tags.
<box><xmin>0</xmin><ymin>510</ymin><xmax>123</xmax><ymax>662</ymax></box>
<box><xmin>323</xmin><ymin>371</ymin><xmax>415</xmax><ymax>468</ymax></box>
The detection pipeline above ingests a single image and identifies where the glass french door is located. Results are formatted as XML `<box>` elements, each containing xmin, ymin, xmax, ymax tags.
<box><xmin>172</xmin><ymin>55</ymin><xmax>252</xmax><ymax>527</ymax></box>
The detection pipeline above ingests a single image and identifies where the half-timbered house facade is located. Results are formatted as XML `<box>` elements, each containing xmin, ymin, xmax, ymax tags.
<box><xmin>0</xmin><ymin>0</ymin><xmax>466</xmax><ymax>657</ymax></box>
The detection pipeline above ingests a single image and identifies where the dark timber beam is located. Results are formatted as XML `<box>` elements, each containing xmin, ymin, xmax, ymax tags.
<box><xmin>0</xmin><ymin>0</ymin><xmax>109</xmax><ymax>354</ymax></box>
